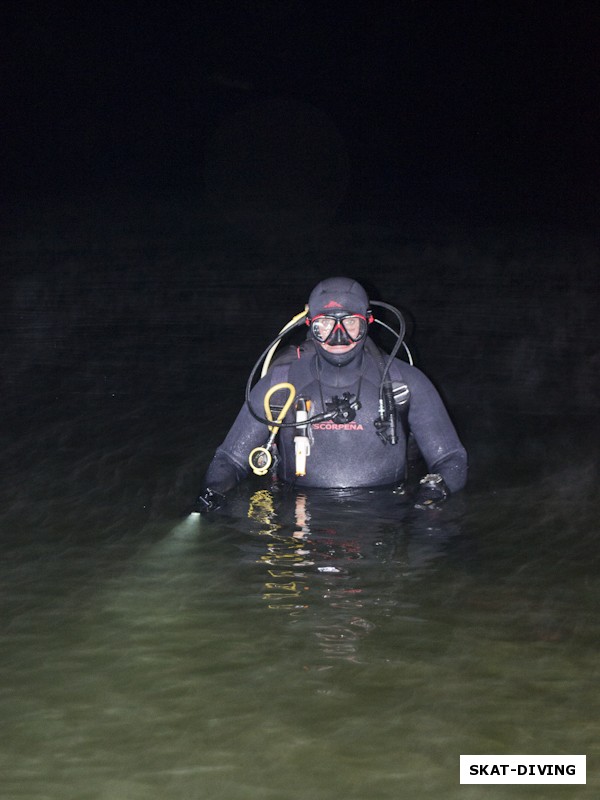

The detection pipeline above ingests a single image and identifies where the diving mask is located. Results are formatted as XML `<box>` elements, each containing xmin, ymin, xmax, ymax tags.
<box><xmin>308</xmin><ymin>312</ymin><xmax>370</xmax><ymax>345</ymax></box>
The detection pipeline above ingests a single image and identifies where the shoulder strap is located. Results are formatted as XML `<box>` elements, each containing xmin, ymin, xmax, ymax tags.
<box><xmin>266</xmin><ymin>362</ymin><xmax>293</xmax><ymax>412</ymax></box>
<box><xmin>366</xmin><ymin>339</ymin><xmax>411</xmax><ymax>430</ymax></box>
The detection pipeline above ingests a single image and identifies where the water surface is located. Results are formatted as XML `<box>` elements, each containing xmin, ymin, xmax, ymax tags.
<box><xmin>1</xmin><ymin>201</ymin><xmax>598</xmax><ymax>798</ymax></box>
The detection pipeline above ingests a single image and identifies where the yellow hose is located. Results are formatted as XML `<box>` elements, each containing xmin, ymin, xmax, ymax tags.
<box><xmin>264</xmin><ymin>382</ymin><xmax>296</xmax><ymax>432</ymax></box>
<box><xmin>249</xmin><ymin>382</ymin><xmax>296</xmax><ymax>475</ymax></box>
<box><xmin>260</xmin><ymin>307</ymin><xmax>308</xmax><ymax>378</ymax></box>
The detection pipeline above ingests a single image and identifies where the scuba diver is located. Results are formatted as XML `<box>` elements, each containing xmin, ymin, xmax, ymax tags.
<box><xmin>196</xmin><ymin>277</ymin><xmax>467</xmax><ymax>512</ymax></box>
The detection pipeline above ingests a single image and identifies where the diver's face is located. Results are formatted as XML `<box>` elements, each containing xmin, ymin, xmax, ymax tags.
<box><xmin>309</xmin><ymin>311</ymin><xmax>368</xmax><ymax>365</ymax></box>
<box><xmin>310</xmin><ymin>314</ymin><xmax>367</xmax><ymax>350</ymax></box>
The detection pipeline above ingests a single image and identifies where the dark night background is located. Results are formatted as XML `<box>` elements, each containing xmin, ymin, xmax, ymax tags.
<box><xmin>1</xmin><ymin>1</ymin><xmax>599</xmax><ymax>514</ymax></box>
<box><xmin>2</xmin><ymin>1</ymin><xmax>599</xmax><ymax>222</ymax></box>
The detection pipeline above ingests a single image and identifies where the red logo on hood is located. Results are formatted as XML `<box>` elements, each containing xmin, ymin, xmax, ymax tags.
<box><xmin>323</xmin><ymin>300</ymin><xmax>344</xmax><ymax>308</ymax></box>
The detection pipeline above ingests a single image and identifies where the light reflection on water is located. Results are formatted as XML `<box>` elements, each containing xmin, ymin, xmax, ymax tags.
<box><xmin>2</xmin><ymin>454</ymin><xmax>599</xmax><ymax>799</ymax></box>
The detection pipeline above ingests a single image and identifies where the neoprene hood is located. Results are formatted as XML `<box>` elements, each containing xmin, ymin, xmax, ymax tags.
<box><xmin>308</xmin><ymin>277</ymin><xmax>369</xmax><ymax>318</ymax></box>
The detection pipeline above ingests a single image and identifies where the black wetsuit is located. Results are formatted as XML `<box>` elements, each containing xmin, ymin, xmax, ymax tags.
<box><xmin>203</xmin><ymin>339</ymin><xmax>467</xmax><ymax>494</ymax></box>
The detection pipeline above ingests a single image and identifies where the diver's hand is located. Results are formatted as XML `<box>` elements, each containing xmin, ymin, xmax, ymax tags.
<box><xmin>193</xmin><ymin>487</ymin><xmax>226</xmax><ymax>514</ymax></box>
<box><xmin>413</xmin><ymin>473</ymin><xmax>449</xmax><ymax>510</ymax></box>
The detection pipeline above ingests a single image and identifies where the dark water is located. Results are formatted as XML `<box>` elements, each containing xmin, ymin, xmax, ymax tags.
<box><xmin>1</xmin><ymin>197</ymin><xmax>599</xmax><ymax>798</ymax></box>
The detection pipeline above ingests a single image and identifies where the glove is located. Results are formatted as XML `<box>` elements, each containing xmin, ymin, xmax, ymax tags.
<box><xmin>193</xmin><ymin>487</ymin><xmax>226</xmax><ymax>514</ymax></box>
<box><xmin>413</xmin><ymin>473</ymin><xmax>449</xmax><ymax>510</ymax></box>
